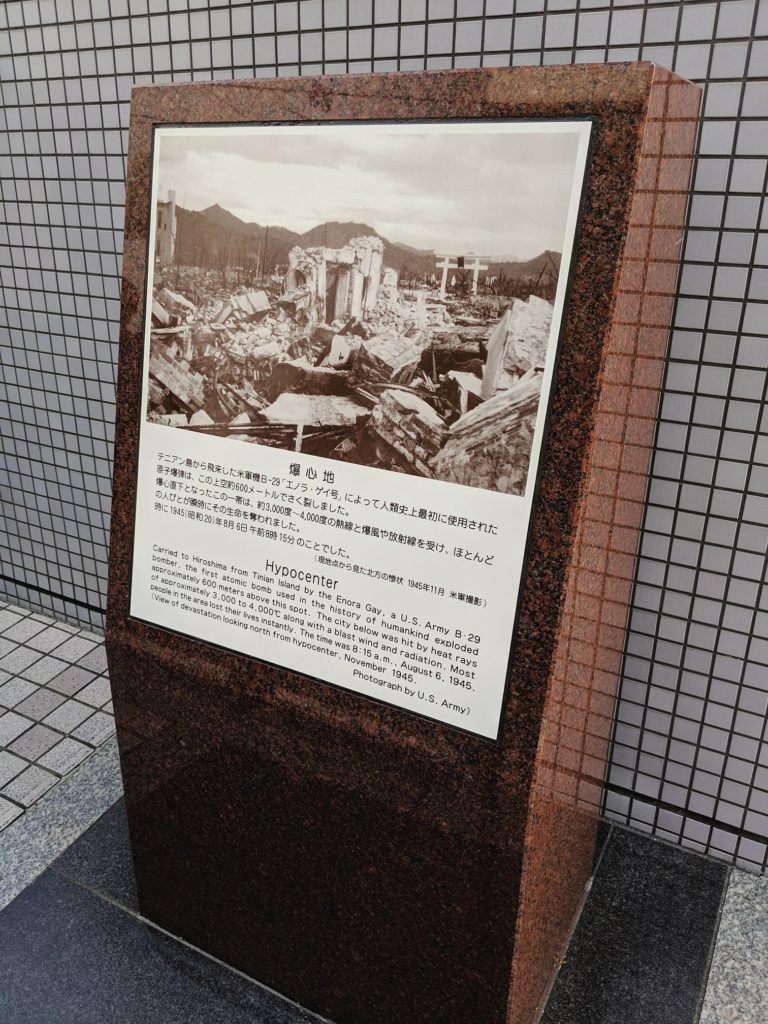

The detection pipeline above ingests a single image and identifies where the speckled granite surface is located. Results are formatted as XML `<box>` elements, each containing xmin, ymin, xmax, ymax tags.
<box><xmin>0</xmin><ymin>794</ymin><xmax>756</xmax><ymax>1024</ymax></box>
<box><xmin>0</xmin><ymin>868</ymin><xmax>330</xmax><ymax>1024</ymax></box>
<box><xmin>542</xmin><ymin>825</ymin><xmax>728</xmax><ymax>1024</ymax></box>
<box><xmin>699</xmin><ymin>869</ymin><xmax>768</xmax><ymax>1024</ymax></box>
<box><xmin>108</xmin><ymin>65</ymin><xmax>701</xmax><ymax>1024</ymax></box>
<box><xmin>0</xmin><ymin>736</ymin><xmax>122</xmax><ymax>910</ymax></box>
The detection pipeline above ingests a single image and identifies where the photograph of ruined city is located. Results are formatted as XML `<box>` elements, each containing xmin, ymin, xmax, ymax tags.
<box><xmin>145</xmin><ymin>125</ymin><xmax>584</xmax><ymax>496</ymax></box>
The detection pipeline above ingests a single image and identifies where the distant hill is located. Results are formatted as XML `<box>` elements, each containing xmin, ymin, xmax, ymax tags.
<box><xmin>296</xmin><ymin>221</ymin><xmax>377</xmax><ymax>248</ymax></box>
<box><xmin>293</xmin><ymin>220</ymin><xmax>440</xmax><ymax>278</ymax></box>
<box><xmin>489</xmin><ymin>250</ymin><xmax>561</xmax><ymax>280</ymax></box>
<box><xmin>167</xmin><ymin>204</ymin><xmax>559</xmax><ymax>292</ymax></box>
<box><xmin>173</xmin><ymin>205</ymin><xmax>301</xmax><ymax>274</ymax></box>
<box><xmin>200</xmin><ymin>203</ymin><xmax>254</xmax><ymax>234</ymax></box>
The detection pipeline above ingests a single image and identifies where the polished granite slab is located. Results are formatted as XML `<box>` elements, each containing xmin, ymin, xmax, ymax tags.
<box><xmin>0</xmin><ymin>867</ymin><xmax>326</xmax><ymax>1024</ymax></box>
<box><xmin>699</xmin><ymin>869</ymin><xmax>768</xmax><ymax>1024</ymax></box>
<box><xmin>0</xmin><ymin>797</ymin><xmax>753</xmax><ymax>1024</ymax></box>
<box><xmin>541</xmin><ymin>826</ymin><xmax>729</xmax><ymax>1024</ymax></box>
<box><xmin>54</xmin><ymin>797</ymin><xmax>139</xmax><ymax>912</ymax></box>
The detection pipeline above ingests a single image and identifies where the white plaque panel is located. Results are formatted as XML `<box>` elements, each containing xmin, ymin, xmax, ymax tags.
<box><xmin>130</xmin><ymin>121</ymin><xmax>592</xmax><ymax>739</ymax></box>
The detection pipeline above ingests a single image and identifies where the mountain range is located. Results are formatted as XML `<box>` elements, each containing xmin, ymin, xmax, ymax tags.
<box><xmin>170</xmin><ymin>203</ymin><xmax>560</xmax><ymax>285</ymax></box>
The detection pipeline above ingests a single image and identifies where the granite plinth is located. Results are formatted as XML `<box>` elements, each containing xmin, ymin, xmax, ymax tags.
<box><xmin>107</xmin><ymin>65</ymin><xmax>700</xmax><ymax>1024</ymax></box>
<box><xmin>541</xmin><ymin>826</ymin><xmax>728</xmax><ymax>1024</ymax></box>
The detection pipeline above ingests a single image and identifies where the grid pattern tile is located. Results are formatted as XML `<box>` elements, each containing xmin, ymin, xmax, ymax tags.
<box><xmin>0</xmin><ymin>601</ymin><xmax>114</xmax><ymax>829</ymax></box>
<box><xmin>0</xmin><ymin>0</ymin><xmax>766</xmax><ymax>871</ymax></box>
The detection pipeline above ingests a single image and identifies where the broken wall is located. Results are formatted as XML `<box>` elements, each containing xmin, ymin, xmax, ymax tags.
<box><xmin>284</xmin><ymin>236</ymin><xmax>384</xmax><ymax>324</ymax></box>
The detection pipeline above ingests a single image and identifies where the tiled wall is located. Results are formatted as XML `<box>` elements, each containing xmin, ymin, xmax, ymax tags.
<box><xmin>1</xmin><ymin>0</ymin><xmax>766</xmax><ymax>872</ymax></box>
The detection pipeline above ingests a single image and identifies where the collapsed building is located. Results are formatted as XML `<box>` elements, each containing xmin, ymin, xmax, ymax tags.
<box><xmin>281</xmin><ymin>235</ymin><xmax>384</xmax><ymax>327</ymax></box>
<box><xmin>147</xmin><ymin>236</ymin><xmax>555</xmax><ymax>495</ymax></box>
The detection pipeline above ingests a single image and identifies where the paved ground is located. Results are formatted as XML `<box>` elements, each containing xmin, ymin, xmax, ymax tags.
<box><xmin>0</xmin><ymin>601</ymin><xmax>114</xmax><ymax>833</ymax></box>
<box><xmin>1</xmin><ymin>599</ymin><xmax>766</xmax><ymax>1023</ymax></box>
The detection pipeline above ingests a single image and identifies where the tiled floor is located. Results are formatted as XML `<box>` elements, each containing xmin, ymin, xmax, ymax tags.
<box><xmin>1</xmin><ymin>800</ymin><xmax>766</xmax><ymax>1023</ymax></box>
<box><xmin>1</xmin><ymin>600</ymin><xmax>766</xmax><ymax>1023</ymax></box>
<box><xmin>0</xmin><ymin>602</ymin><xmax>114</xmax><ymax>832</ymax></box>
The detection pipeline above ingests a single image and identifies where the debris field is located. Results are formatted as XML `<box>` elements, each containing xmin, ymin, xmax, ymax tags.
<box><xmin>148</xmin><ymin>236</ymin><xmax>554</xmax><ymax>496</ymax></box>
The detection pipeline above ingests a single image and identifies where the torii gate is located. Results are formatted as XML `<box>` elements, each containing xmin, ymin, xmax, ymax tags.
<box><xmin>435</xmin><ymin>254</ymin><xmax>489</xmax><ymax>300</ymax></box>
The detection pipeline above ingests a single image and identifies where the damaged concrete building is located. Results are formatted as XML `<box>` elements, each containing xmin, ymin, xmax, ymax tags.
<box><xmin>146</xmin><ymin>237</ymin><xmax>555</xmax><ymax>496</ymax></box>
<box><xmin>155</xmin><ymin>190</ymin><xmax>176</xmax><ymax>266</ymax></box>
<box><xmin>281</xmin><ymin>236</ymin><xmax>384</xmax><ymax>326</ymax></box>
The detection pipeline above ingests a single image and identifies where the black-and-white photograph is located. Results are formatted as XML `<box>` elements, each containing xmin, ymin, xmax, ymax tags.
<box><xmin>144</xmin><ymin>123</ymin><xmax>586</xmax><ymax>496</ymax></box>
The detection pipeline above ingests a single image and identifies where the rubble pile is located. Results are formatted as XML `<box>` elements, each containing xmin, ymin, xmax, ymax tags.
<box><xmin>432</xmin><ymin>369</ymin><xmax>543</xmax><ymax>494</ymax></box>
<box><xmin>499</xmin><ymin>294</ymin><xmax>552</xmax><ymax>377</ymax></box>
<box><xmin>368</xmin><ymin>391</ymin><xmax>448</xmax><ymax>476</ymax></box>
<box><xmin>147</xmin><ymin>237</ymin><xmax>554</xmax><ymax>495</ymax></box>
<box><xmin>213</xmin><ymin>289</ymin><xmax>271</xmax><ymax>324</ymax></box>
<box><xmin>351</xmin><ymin>328</ymin><xmax>430</xmax><ymax>384</ymax></box>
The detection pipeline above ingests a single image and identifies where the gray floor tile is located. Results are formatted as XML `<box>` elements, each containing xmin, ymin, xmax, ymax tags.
<box><xmin>38</xmin><ymin>738</ymin><xmax>92</xmax><ymax>776</ymax></box>
<box><xmin>0</xmin><ymin>610</ymin><xmax>23</xmax><ymax>633</ymax></box>
<box><xmin>0</xmin><ymin>669</ymin><xmax>11</xmax><ymax>686</ymax></box>
<box><xmin>0</xmin><ymin>678</ymin><xmax>38</xmax><ymax>709</ymax></box>
<box><xmin>77</xmin><ymin>677</ymin><xmax>112</xmax><ymax>708</ymax></box>
<box><xmin>20</xmin><ymin>655</ymin><xmax>69</xmax><ymax>684</ymax></box>
<box><xmin>47</xmin><ymin>665</ymin><xmax>96</xmax><ymax>697</ymax></box>
<box><xmin>25</xmin><ymin>626</ymin><xmax>70</xmax><ymax>653</ymax></box>
<box><xmin>42</xmin><ymin>701</ymin><xmax>93</xmax><ymax>733</ymax></box>
<box><xmin>29</xmin><ymin>612</ymin><xmax>60</xmax><ymax>626</ymax></box>
<box><xmin>28</xmin><ymin>614</ymin><xmax>78</xmax><ymax>632</ymax></box>
<box><xmin>77</xmin><ymin>646</ymin><xmax>108</xmax><ymax>674</ymax></box>
<box><xmin>72</xmin><ymin>711</ymin><xmax>115</xmax><ymax>747</ymax></box>
<box><xmin>0</xmin><ymin>646</ymin><xmax>40</xmax><ymax>675</ymax></box>
<box><xmin>8</xmin><ymin>723</ymin><xmax>61</xmax><ymax>760</ymax></box>
<box><xmin>79</xmin><ymin>630</ymin><xmax>105</xmax><ymax>643</ymax></box>
<box><xmin>0</xmin><ymin>797</ymin><xmax>23</xmax><ymax>831</ymax></box>
<box><xmin>4</xmin><ymin>605</ymin><xmax>34</xmax><ymax>617</ymax></box>
<box><xmin>54</xmin><ymin>635</ymin><xmax>98</xmax><ymax>663</ymax></box>
<box><xmin>699</xmin><ymin>869</ymin><xmax>768</xmax><ymax>1024</ymax></box>
<box><xmin>0</xmin><ymin>638</ymin><xmax>18</xmax><ymax>659</ymax></box>
<box><xmin>1</xmin><ymin>619</ymin><xmax>47</xmax><ymax>644</ymax></box>
<box><xmin>0</xmin><ymin>751</ymin><xmax>27</xmax><ymax>788</ymax></box>
<box><xmin>0</xmin><ymin>712</ymin><xmax>33</xmax><ymax>747</ymax></box>
<box><xmin>13</xmin><ymin>688</ymin><xmax>66</xmax><ymax>721</ymax></box>
<box><xmin>2</xmin><ymin>765</ymin><xmax>58</xmax><ymax>807</ymax></box>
